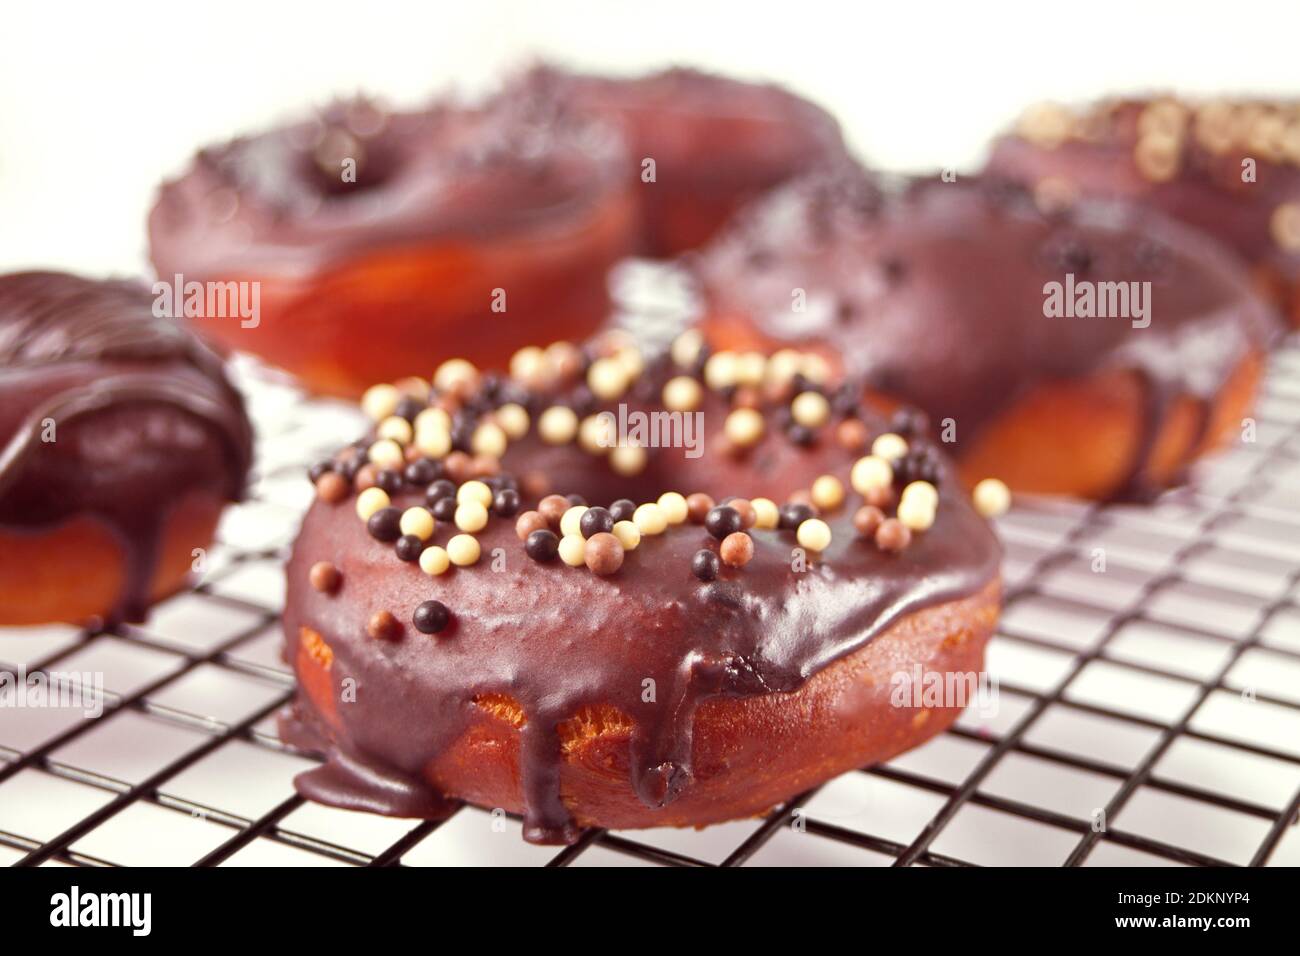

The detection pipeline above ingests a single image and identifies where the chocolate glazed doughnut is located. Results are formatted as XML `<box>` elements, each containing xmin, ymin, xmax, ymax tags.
<box><xmin>512</xmin><ymin>65</ymin><xmax>850</xmax><ymax>256</ymax></box>
<box><xmin>0</xmin><ymin>272</ymin><xmax>253</xmax><ymax>626</ymax></box>
<box><xmin>696</xmin><ymin>173</ymin><xmax>1281</xmax><ymax>500</ymax></box>
<box><xmin>986</xmin><ymin>97</ymin><xmax>1300</xmax><ymax>326</ymax></box>
<box><xmin>279</xmin><ymin>335</ymin><xmax>1002</xmax><ymax>842</ymax></box>
<box><xmin>148</xmin><ymin>95</ymin><xmax>637</xmax><ymax>397</ymax></box>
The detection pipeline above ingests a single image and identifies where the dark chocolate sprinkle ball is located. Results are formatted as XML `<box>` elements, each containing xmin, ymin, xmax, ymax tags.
<box><xmin>779</xmin><ymin>502</ymin><xmax>816</xmax><ymax>530</ymax></box>
<box><xmin>889</xmin><ymin>406</ymin><xmax>929</xmax><ymax>439</ymax></box>
<box><xmin>375</xmin><ymin>469</ymin><xmax>404</xmax><ymax>494</ymax></box>
<box><xmin>786</xmin><ymin>423</ymin><xmax>816</xmax><ymax>447</ymax></box>
<box><xmin>431</xmin><ymin>497</ymin><xmax>457</xmax><ymax>521</ymax></box>
<box><xmin>692</xmin><ymin>549</ymin><xmax>720</xmax><ymax>582</ymax></box>
<box><xmin>425</xmin><ymin>478</ymin><xmax>457</xmax><ymax>504</ymax></box>
<box><xmin>404</xmin><ymin>457</ymin><xmax>441</xmax><ymax>486</ymax></box>
<box><xmin>395</xmin><ymin>534</ymin><xmax>424</xmax><ymax>562</ymax></box>
<box><xmin>609</xmin><ymin>498</ymin><xmax>636</xmax><ymax>523</ymax></box>
<box><xmin>308</xmin><ymin>460</ymin><xmax>334</xmax><ymax>482</ymax></box>
<box><xmin>565</xmin><ymin>493</ymin><xmax>587</xmax><ymax>507</ymax></box>
<box><xmin>394</xmin><ymin>395</ymin><xmax>426</xmax><ymax>422</ymax></box>
<box><xmin>580</xmin><ymin>506</ymin><xmax>614</xmax><ymax>538</ymax></box>
<box><xmin>412</xmin><ymin>600</ymin><xmax>450</xmax><ymax>634</ymax></box>
<box><xmin>525</xmin><ymin>529</ymin><xmax>560</xmax><ymax>562</ymax></box>
<box><xmin>367</xmin><ymin>507</ymin><xmax>403</xmax><ymax>542</ymax></box>
<box><xmin>705</xmin><ymin>505</ymin><xmax>742</xmax><ymax>540</ymax></box>
<box><xmin>492</xmin><ymin>488</ymin><xmax>521</xmax><ymax>517</ymax></box>
<box><xmin>894</xmin><ymin>448</ymin><xmax>942</xmax><ymax>487</ymax></box>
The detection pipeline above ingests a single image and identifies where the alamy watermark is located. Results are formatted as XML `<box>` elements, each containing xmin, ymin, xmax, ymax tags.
<box><xmin>1043</xmin><ymin>273</ymin><xmax>1150</xmax><ymax>329</ymax></box>
<box><xmin>595</xmin><ymin>404</ymin><xmax>704</xmax><ymax>459</ymax></box>
<box><xmin>889</xmin><ymin>665</ymin><xmax>999</xmax><ymax>718</ymax></box>
<box><xmin>0</xmin><ymin>667</ymin><xmax>104</xmax><ymax>718</ymax></box>
<box><xmin>152</xmin><ymin>273</ymin><xmax>260</xmax><ymax>329</ymax></box>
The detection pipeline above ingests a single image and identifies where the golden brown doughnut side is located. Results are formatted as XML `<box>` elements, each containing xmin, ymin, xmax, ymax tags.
<box><xmin>0</xmin><ymin>492</ymin><xmax>224</xmax><ymax>628</ymax></box>
<box><xmin>294</xmin><ymin>580</ymin><xmax>999</xmax><ymax>831</ymax></box>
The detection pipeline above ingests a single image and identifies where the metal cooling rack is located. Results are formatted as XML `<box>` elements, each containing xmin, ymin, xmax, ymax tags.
<box><xmin>2</xmin><ymin>263</ymin><xmax>1299</xmax><ymax>867</ymax></box>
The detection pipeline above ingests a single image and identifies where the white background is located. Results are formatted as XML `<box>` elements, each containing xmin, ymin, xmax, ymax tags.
<box><xmin>3</xmin><ymin>0</ymin><xmax>1299</xmax><ymax>276</ymax></box>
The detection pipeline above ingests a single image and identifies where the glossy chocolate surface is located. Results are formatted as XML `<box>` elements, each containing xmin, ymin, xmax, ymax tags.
<box><xmin>281</xmin><ymin>370</ymin><xmax>1001</xmax><ymax>843</ymax></box>
<box><xmin>0</xmin><ymin>272</ymin><xmax>253</xmax><ymax>623</ymax></box>
<box><xmin>986</xmin><ymin>98</ymin><xmax>1300</xmax><ymax>287</ymax></box>
<box><xmin>698</xmin><ymin>174</ymin><xmax>1281</xmax><ymax>497</ymax></box>
<box><xmin>148</xmin><ymin>94</ymin><xmax>629</xmax><ymax>279</ymax></box>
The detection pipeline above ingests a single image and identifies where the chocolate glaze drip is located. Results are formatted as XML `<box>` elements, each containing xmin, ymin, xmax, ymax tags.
<box><xmin>0</xmin><ymin>272</ymin><xmax>253</xmax><ymax>624</ymax></box>
<box><xmin>148</xmin><ymin>94</ymin><xmax>629</xmax><ymax>280</ymax></box>
<box><xmin>281</xmin><ymin>380</ymin><xmax>1000</xmax><ymax>843</ymax></box>
<box><xmin>697</xmin><ymin>174</ymin><xmax>1281</xmax><ymax>499</ymax></box>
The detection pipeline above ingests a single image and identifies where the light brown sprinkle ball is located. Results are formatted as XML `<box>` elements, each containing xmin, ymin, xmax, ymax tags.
<box><xmin>751</xmin><ymin>497</ymin><xmax>780</xmax><ymax>530</ymax></box>
<box><xmin>309</xmin><ymin>561</ymin><xmax>341</xmax><ymax>593</ymax></box>
<box><xmin>727</xmin><ymin>498</ymin><xmax>757</xmax><ymax>529</ymax></box>
<box><xmin>539</xmin><ymin>494</ymin><xmax>570</xmax><ymax>529</ymax></box>
<box><xmin>444</xmin><ymin>451</ymin><xmax>474</xmax><ymax>484</ymax></box>
<box><xmin>686</xmin><ymin>492</ymin><xmax>715</xmax><ymax>524</ymax></box>
<box><xmin>367</xmin><ymin>610</ymin><xmax>401</xmax><ymax>641</ymax></box>
<box><xmin>972</xmin><ymin>478</ymin><xmax>1012</xmax><ymax>517</ymax></box>
<box><xmin>853</xmin><ymin>505</ymin><xmax>885</xmax><ymax>538</ymax></box>
<box><xmin>796</xmin><ymin>518</ymin><xmax>832</xmax><ymax>552</ymax></box>
<box><xmin>316</xmin><ymin>472</ymin><xmax>349</xmax><ymax>504</ymax></box>
<box><xmin>585</xmin><ymin>532</ymin><xmax>625</xmax><ymax>575</ymax></box>
<box><xmin>862</xmin><ymin>484</ymin><xmax>895</xmax><ymax>510</ymax></box>
<box><xmin>516</xmin><ymin>510</ymin><xmax>549</xmax><ymax>541</ymax></box>
<box><xmin>835</xmin><ymin>418</ymin><xmax>869</xmax><ymax>452</ymax></box>
<box><xmin>810</xmin><ymin>475</ymin><xmax>845</xmax><ymax>511</ymax></box>
<box><xmin>791</xmin><ymin>391</ymin><xmax>831</xmax><ymax>428</ymax></box>
<box><xmin>724</xmin><ymin>407</ymin><xmax>765</xmax><ymax>447</ymax></box>
<box><xmin>720</xmin><ymin>531</ymin><xmax>755</xmax><ymax>567</ymax></box>
<box><xmin>875</xmin><ymin>517</ymin><xmax>912</xmax><ymax>553</ymax></box>
<box><xmin>353</xmin><ymin>464</ymin><xmax>378</xmax><ymax>492</ymax></box>
<box><xmin>447</xmin><ymin>534</ymin><xmax>481</xmax><ymax>567</ymax></box>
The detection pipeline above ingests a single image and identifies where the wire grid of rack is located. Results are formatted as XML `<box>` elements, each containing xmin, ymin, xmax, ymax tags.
<box><xmin>1</xmin><ymin>265</ymin><xmax>1299</xmax><ymax>867</ymax></box>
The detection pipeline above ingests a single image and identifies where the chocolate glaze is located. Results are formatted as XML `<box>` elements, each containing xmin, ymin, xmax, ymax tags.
<box><xmin>281</xmin><ymin>376</ymin><xmax>1000</xmax><ymax>843</ymax></box>
<box><xmin>148</xmin><ymin>94</ymin><xmax>629</xmax><ymax>279</ymax></box>
<box><xmin>697</xmin><ymin>173</ymin><xmax>1281</xmax><ymax>498</ymax></box>
<box><xmin>509</xmin><ymin>64</ymin><xmax>850</xmax><ymax>254</ymax></box>
<box><xmin>986</xmin><ymin>97</ymin><xmax>1300</xmax><ymax>292</ymax></box>
<box><xmin>0</xmin><ymin>272</ymin><xmax>253</xmax><ymax>624</ymax></box>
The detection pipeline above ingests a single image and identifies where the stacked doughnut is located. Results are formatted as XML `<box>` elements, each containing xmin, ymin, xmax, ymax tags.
<box><xmin>280</xmin><ymin>332</ymin><xmax>1002</xmax><ymax>841</ymax></box>
<box><xmin>0</xmin><ymin>272</ymin><xmax>252</xmax><ymax>626</ymax></box>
